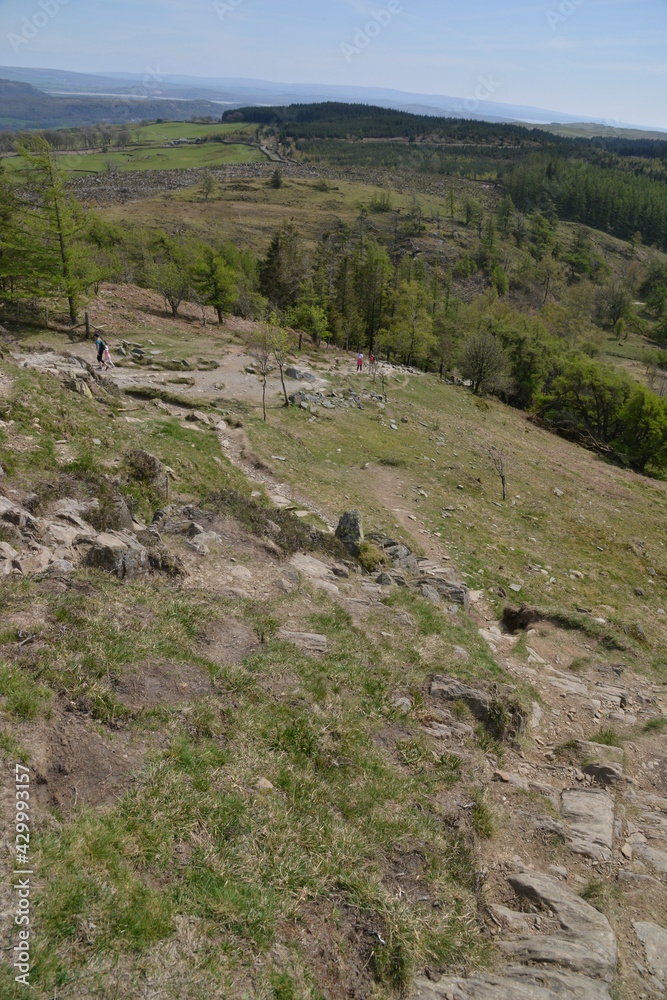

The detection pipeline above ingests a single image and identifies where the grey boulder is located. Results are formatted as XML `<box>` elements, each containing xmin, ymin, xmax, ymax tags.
<box><xmin>335</xmin><ymin>510</ymin><xmax>364</xmax><ymax>555</ymax></box>
<box><xmin>84</xmin><ymin>531</ymin><xmax>150</xmax><ymax>579</ymax></box>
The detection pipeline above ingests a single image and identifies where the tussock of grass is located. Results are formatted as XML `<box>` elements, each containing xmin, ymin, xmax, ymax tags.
<box><xmin>587</xmin><ymin>727</ymin><xmax>624</xmax><ymax>747</ymax></box>
<box><xmin>580</xmin><ymin>878</ymin><xmax>624</xmax><ymax>914</ymax></box>
<box><xmin>471</xmin><ymin>789</ymin><xmax>495</xmax><ymax>839</ymax></box>
<box><xmin>357</xmin><ymin>540</ymin><xmax>386</xmax><ymax>573</ymax></box>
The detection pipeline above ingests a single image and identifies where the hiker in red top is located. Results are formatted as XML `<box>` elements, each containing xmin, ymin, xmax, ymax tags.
<box><xmin>356</xmin><ymin>352</ymin><xmax>364</xmax><ymax>372</ymax></box>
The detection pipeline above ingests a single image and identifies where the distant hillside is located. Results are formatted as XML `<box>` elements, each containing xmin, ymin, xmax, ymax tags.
<box><xmin>0</xmin><ymin>78</ymin><xmax>226</xmax><ymax>130</ymax></box>
<box><xmin>0</xmin><ymin>78</ymin><xmax>43</xmax><ymax>98</ymax></box>
<box><xmin>225</xmin><ymin>102</ymin><xmax>667</xmax><ymax>161</ymax></box>
<box><xmin>3</xmin><ymin>66</ymin><xmax>667</xmax><ymax>132</ymax></box>
<box><xmin>224</xmin><ymin>101</ymin><xmax>565</xmax><ymax>146</ymax></box>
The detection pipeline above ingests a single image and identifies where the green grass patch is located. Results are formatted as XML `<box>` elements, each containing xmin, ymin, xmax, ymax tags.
<box><xmin>0</xmin><ymin>663</ymin><xmax>52</xmax><ymax>720</ymax></box>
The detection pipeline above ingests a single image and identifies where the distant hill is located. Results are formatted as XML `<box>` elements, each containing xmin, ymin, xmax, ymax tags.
<box><xmin>3</xmin><ymin>66</ymin><xmax>667</xmax><ymax>134</ymax></box>
<box><xmin>0</xmin><ymin>78</ymin><xmax>43</xmax><ymax>98</ymax></box>
<box><xmin>223</xmin><ymin>102</ymin><xmax>667</xmax><ymax>163</ymax></box>
<box><xmin>0</xmin><ymin>78</ymin><xmax>226</xmax><ymax>130</ymax></box>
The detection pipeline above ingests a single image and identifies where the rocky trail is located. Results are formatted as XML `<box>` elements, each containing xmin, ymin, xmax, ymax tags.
<box><xmin>2</xmin><ymin>337</ymin><xmax>666</xmax><ymax>998</ymax></box>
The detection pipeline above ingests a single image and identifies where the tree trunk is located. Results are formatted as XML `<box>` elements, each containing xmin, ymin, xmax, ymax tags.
<box><xmin>216</xmin><ymin>306</ymin><xmax>223</xmax><ymax>324</ymax></box>
<box><xmin>262</xmin><ymin>377</ymin><xmax>267</xmax><ymax>421</ymax></box>
<box><xmin>501</xmin><ymin>476</ymin><xmax>507</xmax><ymax>501</ymax></box>
<box><xmin>279</xmin><ymin>366</ymin><xmax>289</xmax><ymax>407</ymax></box>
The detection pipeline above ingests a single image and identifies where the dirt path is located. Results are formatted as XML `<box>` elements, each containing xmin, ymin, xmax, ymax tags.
<box><xmin>215</xmin><ymin>420</ymin><xmax>338</xmax><ymax>529</ymax></box>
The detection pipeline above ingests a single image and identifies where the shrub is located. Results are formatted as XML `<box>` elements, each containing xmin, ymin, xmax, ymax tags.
<box><xmin>357</xmin><ymin>541</ymin><xmax>386</xmax><ymax>573</ymax></box>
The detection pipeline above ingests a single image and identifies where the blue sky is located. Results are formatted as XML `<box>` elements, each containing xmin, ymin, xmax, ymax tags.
<box><xmin>1</xmin><ymin>0</ymin><xmax>666</xmax><ymax>128</ymax></box>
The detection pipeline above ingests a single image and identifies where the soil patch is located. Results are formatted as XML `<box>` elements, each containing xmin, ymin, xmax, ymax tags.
<box><xmin>115</xmin><ymin>660</ymin><xmax>214</xmax><ymax>708</ymax></box>
<box><xmin>201</xmin><ymin>617</ymin><xmax>260</xmax><ymax>667</ymax></box>
<box><xmin>14</xmin><ymin>710</ymin><xmax>146</xmax><ymax>814</ymax></box>
<box><xmin>280</xmin><ymin>901</ymin><xmax>388</xmax><ymax>1000</ymax></box>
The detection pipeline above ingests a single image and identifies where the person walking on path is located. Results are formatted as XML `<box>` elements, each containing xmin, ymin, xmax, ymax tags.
<box><xmin>369</xmin><ymin>351</ymin><xmax>375</xmax><ymax>374</ymax></box>
<box><xmin>102</xmin><ymin>344</ymin><xmax>114</xmax><ymax>368</ymax></box>
<box><xmin>356</xmin><ymin>352</ymin><xmax>364</xmax><ymax>373</ymax></box>
<box><xmin>95</xmin><ymin>335</ymin><xmax>108</xmax><ymax>370</ymax></box>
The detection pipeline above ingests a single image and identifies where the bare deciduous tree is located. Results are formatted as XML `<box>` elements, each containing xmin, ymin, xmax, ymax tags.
<box><xmin>487</xmin><ymin>445</ymin><xmax>508</xmax><ymax>501</ymax></box>
<box><xmin>250</xmin><ymin>328</ymin><xmax>272</xmax><ymax>422</ymax></box>
<box><xmin>268</xmin><ymin>313</ymin><xmax>291</xmax><ymax>408</ymax></box>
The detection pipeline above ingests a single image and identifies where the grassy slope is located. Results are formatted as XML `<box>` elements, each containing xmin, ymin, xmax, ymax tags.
<box><xmin>0</xmin><ymin>359</ymin><xmax>490</xmax><ymax>998</ymax></box>
<box><xmin>0</xmin><ymin>304</ymin><xmax>665</xmax><ymax>997</ymax></box>
<box><xmin>248</xmin><ymin>368</ymin><xmax>667</xmax><ymax>668</ymax></box>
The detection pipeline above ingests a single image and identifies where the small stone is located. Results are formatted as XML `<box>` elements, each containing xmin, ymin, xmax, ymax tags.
<box><xmin>509</xmin><ymin>583</ymin><xmax>522</xmax><ymax>593</ymax></box>
<box><xmin>635</xmin><ymin>587</ymin><xmax>646</xmax><ymax>597</ymax></box>
<box><xmin>549</xmin><ymin>865</ymin><xmax>568</xmax><ymax>879</ymax></box>
<box><xmin>231</xmin><ymin>566</ymin><xmax>253</xmax><ymax>581</ymax></box>
<box><xmin>393</xmin><ymin>697</ymin><xmax>412</xmax><ymax>713</ymax></box>
<box><xmin>255</xmin><ymin>778</ymin><xmax>274</xmax><ymax>792</ymax></box>
<box><xmin>186</xmin><ymin>538</ymin><xmax>210</xmax><ymax>555</ymax></box>
<box><xmin>554</xmin><ymin>488</ymin><xmax>565</xmax><ymax>497</ymax></box>
<box><xmin>621</xmin><ymin>843</ymin><xmax>633</xmax><ymax>860</ymax></box>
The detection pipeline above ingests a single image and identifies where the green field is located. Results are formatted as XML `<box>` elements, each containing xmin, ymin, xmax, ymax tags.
<box><xmin>127</xmin><ymin>121</ymin><xmax>258</xmax><ymax>145</ymax></box>
<box><xmin>1</xmin><ymin>140</ymin><xmax>267</xmax><ymax>174</ymax></box>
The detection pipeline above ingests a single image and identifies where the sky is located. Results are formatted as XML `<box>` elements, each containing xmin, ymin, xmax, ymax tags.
<box><xmin>1</xmin><ymin>0</ymin><xmax>666</xmax><ymax>128</ymax></box>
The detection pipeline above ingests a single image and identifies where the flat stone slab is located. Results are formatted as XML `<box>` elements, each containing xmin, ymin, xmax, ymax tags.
<box><xmin>560</xmin><ymin>788</ymin><xmax>615</xmax><ymax>861</ymax></box>
<box><xmin>412</xmin><ymin>969</ymin><xmax>612</xmax><ymax>1000</ymax></box>
<box><xmin>504</xmin><ymin>871</ymin><xmax>617</xmax><ymax>982</ymax></box>
<box><xmin>411</xmin><ymin>869</ymin><xmax>615</xmax><ymax>999</ymax></box>
<box><xmin>633</xmin><ymin>921</ymin><xmax>667</xmax><ymax>981</ymax></box>
<box><xmin>548</xmin><ymin>677</ymin><xmax>589</xmax><ymax>696</ymax></box>
<box><xmin>276</xmin><ymin>630</ymin><xmax>328</xmax><ymax>656</ymax></box>
<box><xmin>289</xmin><ymin>553</ymin><xmax>334</xmax><ymax>579</ymax></box>
<box><xmin>633</xmin><ymin>843</ymin><xmax>667</xmax><ymax>874</ymax></box>
<box><xmin>576</xmin><ymin>740</ymin><xmax>624</xmax><ymax>763</ymax></box>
